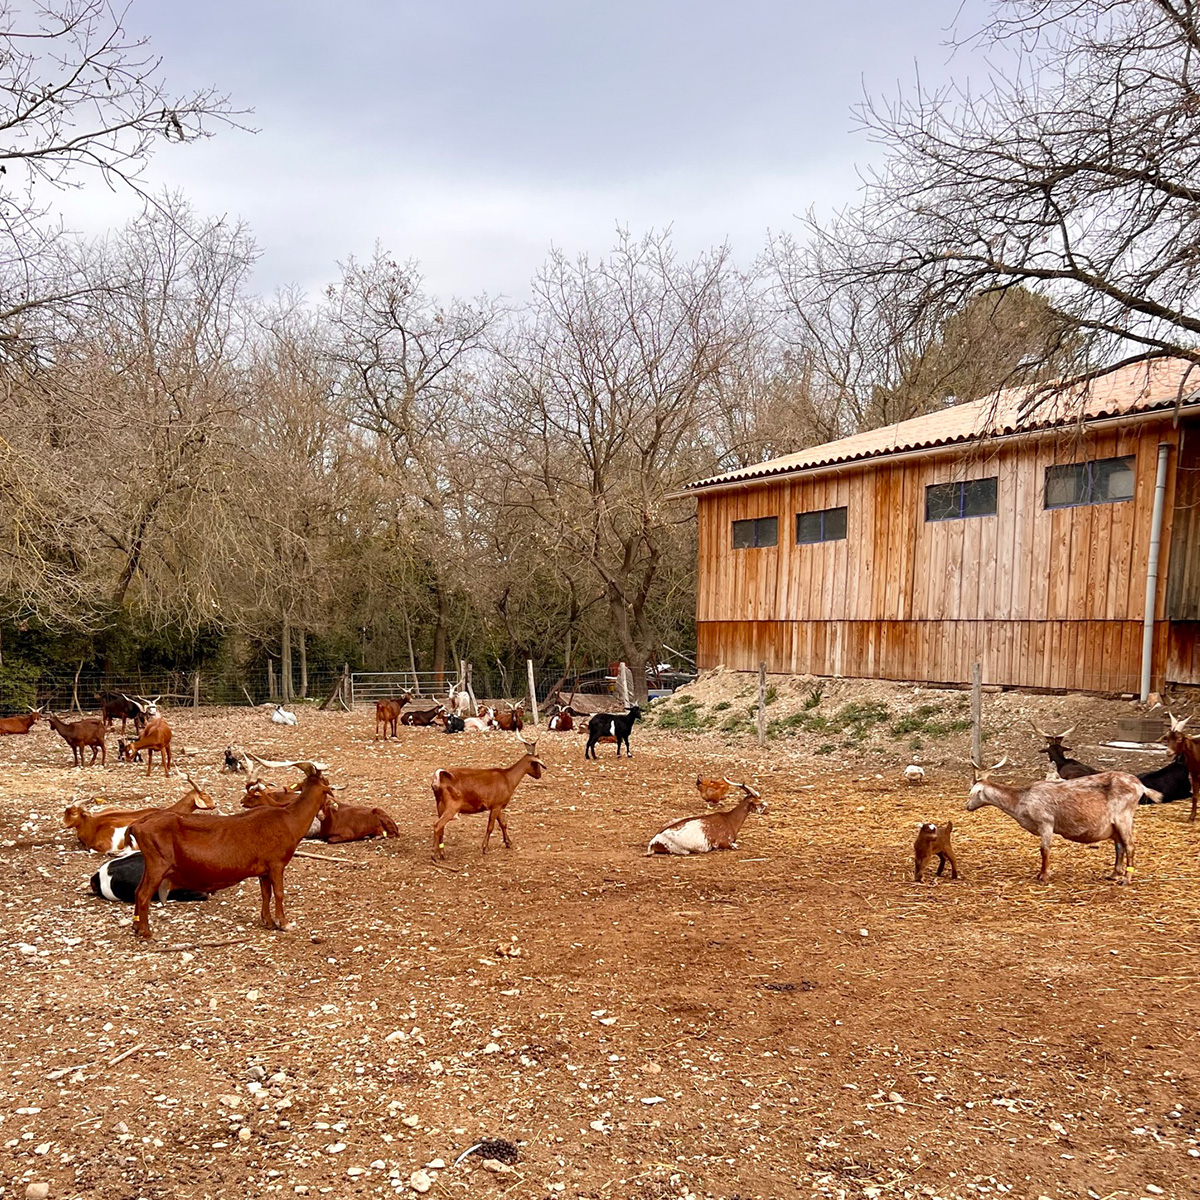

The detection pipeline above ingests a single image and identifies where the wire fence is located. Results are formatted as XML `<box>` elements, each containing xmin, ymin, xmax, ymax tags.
<box><xmin>0</xmin><ymin>660</ymin><xmax>693</xmax><ymax>716</ymax></box>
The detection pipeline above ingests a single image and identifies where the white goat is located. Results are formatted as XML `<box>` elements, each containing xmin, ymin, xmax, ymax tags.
<box><xmin>271</xmin><ymin>705</ymin><xmax>298</xmax><ymax>726</ymax></box>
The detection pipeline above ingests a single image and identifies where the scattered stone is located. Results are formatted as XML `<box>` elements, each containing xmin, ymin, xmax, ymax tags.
<box><xmin>481</xmin><ymin>1158</ymin><xmax>513</xmax><ymax>1174</ymax></box>
<box><xmin>25</xmin><ymin>1185</ymin><xmax>50</xmax><ymax>1200</ymax></box>
<box><xmin>401</xmin><ymin>1114</ymin><xmax>420</xmax><ymax>1127</ymax></box>
<box><xmin>346</xmin><ymin>1167</ymin><xmax>365</xmax><ymax>1178</ymax></box>
<box><xmin>409</xmin><ymin>1169</ymin><xmax>432</xmax><ymax>1193</ymax></box>
<box><xmin>217</xmin><ymin>1094</ymin><xmax>241</xmax><ymax>1109</ymax></box>
<box><xmin>237</xmin><ymin>1127</ymin><xmax>252</xmax><ymax>1143</ymax></box>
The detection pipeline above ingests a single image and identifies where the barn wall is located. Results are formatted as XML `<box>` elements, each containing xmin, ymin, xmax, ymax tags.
<box><xmin>696</xmin><ymin>418</ymin><xmax>1191</xmax><ymax>692</ymax></box>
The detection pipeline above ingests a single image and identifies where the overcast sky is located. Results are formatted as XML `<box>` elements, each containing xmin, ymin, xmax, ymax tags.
<box><xmin>56</xmin><ymin>0</ymin><xmax>995</xmax><ymax>302</ymax></box>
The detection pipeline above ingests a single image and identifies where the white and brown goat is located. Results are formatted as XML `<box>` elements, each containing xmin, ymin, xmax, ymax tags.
<box><xmin>646</xmin><ymin>783</ymin><xmax>766</xmax><ymax>856</ymax></box>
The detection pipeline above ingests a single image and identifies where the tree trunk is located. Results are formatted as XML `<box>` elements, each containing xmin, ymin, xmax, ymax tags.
<box><xmin>431</xmin><ymin>586</ymin><xmax>448</xmax><ymax>686</ymax></box>
<box><xmin>607</xmin><ymin>584</ymin><xmax>651</xmax><ymax>704</ymax></box>
<box><xmin>298</xmin><ymin>629</ymin><xmax>308</xmax><ymax>699</ymax></box>
<box><xmin>281</xmin><ymin>615</ymin><xmax>293</xmax><ymax>703</ymax></box>
<box><xmin>403</xmin><ymin>604</ymin><xmax>419</xmax><ymax>691</ymax></box>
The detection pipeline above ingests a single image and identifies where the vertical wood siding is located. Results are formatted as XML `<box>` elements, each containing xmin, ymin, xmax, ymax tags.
<box><xmin>696</xmin><ymin>418</ymin><xmax>1197</xmax><ymax>692</ymax></box>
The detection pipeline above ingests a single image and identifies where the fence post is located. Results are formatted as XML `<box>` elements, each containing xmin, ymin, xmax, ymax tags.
<box><xmin>616</xmin><ymin>662</ymin><xmax>630</xmax><ymax>709</ymax></box>
<box><xmin>347</xmin><ymin>671</ymin><xmax>355</xmax><ymax>709</ymax></box>
<box><xmin>527</xmin><ymin>659</ymin><xmax>539</xmax><ymax>726</ymax></box>
<box><xmin>341</xmin><ymin>664</ymin><xmax>351</xmax><ymax>711</ymax></box>
<box><xmin>757</xmin><ymin>661</ymin><xmax>767</xmax><ymax>747</ymax></box>
<box><xmin>465</xmin><ymin>662</ymin><xmax>478</xmax><ymax>716</ymax></box>
<box><xmin>72</xmin><ymin>660</ymin><xmax>84</xmax><ymax>714</ymax></box>
<box><xmin>267</xmin><ymin>658</ymin><xmax>277</xmax><ymax>702</ymax></box>
<box><xmin>193</xmin><ymin>671</ymin><xmax>201</xmax><ymax>708</ymax></box>
<box><xmin>971</xmin><ymin>662</ymin><xmax>982</xmax><ymax>766</ymax></box>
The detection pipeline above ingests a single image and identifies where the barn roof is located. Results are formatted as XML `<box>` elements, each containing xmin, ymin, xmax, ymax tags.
<box><xmin>687</xmin><ymin>357</ymin><xmax>1200</xmax><ymax>491</ymax></box>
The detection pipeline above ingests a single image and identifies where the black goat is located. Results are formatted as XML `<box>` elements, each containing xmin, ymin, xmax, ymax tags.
<box><xmin>443</xmin><ymin>714</ymin><xmax>466</xmax><ymax>734</ymax></box>
<box><xmin>97</xmin><ymin>691</ymin><xmax>146</xmax><ymax>734</ymax></box>
<box><xmin>1137</xmin><ymin>754</ymin><xmax>1193</xmax><ymax>804</ymax></box>
<box><xmin>90</xmin><ymin>853</ymin><xmax>209</xmax><ymax>904</ymax></box>
<box><xmin>585</xmin><ymin>705</ymin><xmax>642</xmax><ymax>759</ymax></box>
<box><xmin>223</xmin><ymin>745</ymin><xmax>246</xmax><ymax>773</ymax></box>
<box><xmin>1030</xmin><ymin>721</ymin><xmax>1099</xmax><ymax>779</ymax></box>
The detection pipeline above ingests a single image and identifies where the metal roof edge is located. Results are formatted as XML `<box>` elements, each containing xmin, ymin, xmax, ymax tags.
<box><xmin>683</xmin><ymin>393</ymin><xmax>1200</xmax><ymax>495</ymax></box>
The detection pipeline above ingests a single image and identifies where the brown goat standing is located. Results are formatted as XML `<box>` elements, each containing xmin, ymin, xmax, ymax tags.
<box><xmin>45</xmin><ymin>712</ymin><xmax>107</xmax><ymax>767</ymax></box>
<box><xmin>375</xmin><ymin>694</ymin><xmax>411</xmax><ymax>740</ymax></box>
<box><xmin>430</xmin><ymin>738</ymin><xmax>544</xmax><ymax>860</ymax></box>
<box><xmin>129</xmin><ymin>761</ymin><xmax>337</xmax><ymax>939</ymax></box>
<box><xmin>913</xmin><ymin>821</ymin><xmax>958</xmax><ymax>882</ymax></box>
<box><xmin>125</xmin><ymin>715</ymin><xmax>173</xmax><ymax>776</ymax></box>
<box><xmin>1164</xmin><ymin>713</ymin><xmax>1200</xmax><ymax>822</ymax></box>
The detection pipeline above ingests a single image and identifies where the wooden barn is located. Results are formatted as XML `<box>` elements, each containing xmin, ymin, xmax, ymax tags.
<box><xmin>686</xmin><ymin>359</ymin><xmax>1200</xmax><ymax>695</ymax></box>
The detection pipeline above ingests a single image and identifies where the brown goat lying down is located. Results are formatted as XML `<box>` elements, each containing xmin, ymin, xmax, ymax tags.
<box><xmin>646</xmin><ymin>786</ymin><xmax>766</xmax><ymax>855</ymax></box>
<box><xmin>319</xmin><ymin>803</ymin><xmax>399</xmax><ymax>843</ymax></box>
<box><xmin>63</xmin><ymin>781</ymin><xmax>215</xmax><ymax>854</ymax></box>
<box><xmin>242</xmin><ymin>779</ymin><xmax>397</xmax><ymax>844</ymax></box>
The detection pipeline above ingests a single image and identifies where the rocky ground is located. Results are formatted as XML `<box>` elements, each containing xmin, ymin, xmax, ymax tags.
<box><xmin>0</xmin><ymin>687</ymin><xmax>1197</xmax><ymax>1200</ymax></box>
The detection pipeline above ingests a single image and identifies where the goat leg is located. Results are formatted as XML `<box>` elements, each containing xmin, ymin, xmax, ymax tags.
<box><xmin>270</xmin><ymin>865</ymin><xmax>287</xmax><ymax>928</ymax></box>
<box><xmin>482</xmin><ymin>810</ymin><xmax>497</xmax><ymax>854</ymax></box>
<box><xmin>497</xmin><ymin>809</ymin><xmax>512</xmax><ymax>849</ymax></box>
<box><xmin>1037</xmin><ymin>831</ymin><xmax>1052</xmax><ymax>883</ymax></box>
<box><xmin>259</xmin><ymin>876</ymin><xmax>273</xmax><ymax>927</ymax></box>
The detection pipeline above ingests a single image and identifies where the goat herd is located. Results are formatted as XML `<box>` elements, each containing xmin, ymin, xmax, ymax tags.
<box><xmin>2</xmin><ymin>686</ymin><xmax>1199</xmax><ymax>943</ymax></box>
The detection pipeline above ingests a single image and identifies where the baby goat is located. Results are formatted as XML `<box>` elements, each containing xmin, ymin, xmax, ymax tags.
<box><xmin>646</xmin><ymin>786</ymin><xmax>766</xmax><ymax>856</ymax></box>
<box><xmin>913</xmin><ymin>822</ymin><xmax>957</xmax><ymax>882</ymax></box>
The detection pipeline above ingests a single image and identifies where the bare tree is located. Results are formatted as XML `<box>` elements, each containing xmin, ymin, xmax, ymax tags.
<box><xmin>807</xmin><ymin>0</ymin><xmax>1200</xmax><ymax>391</ymax></box>
<box><xmin>0</xmin><ymin>0</ymin><xmax>242</xmax><ymax>335</ymax></box>
<box><xmin>326</xmin><ymin>248</ymin><xmax>500</xmax><ymax>683</ymax></box>
<box><xmin>494</xmin><ymin>231</ymin><xmax>743</xmax><ymax>702</ymax></box>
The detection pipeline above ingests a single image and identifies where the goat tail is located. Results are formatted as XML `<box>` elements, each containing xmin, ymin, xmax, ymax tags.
<box><xmin>1142</xmin><ymin>785</ymin><xmax>1164</xmax><ymax>805</ymax></box>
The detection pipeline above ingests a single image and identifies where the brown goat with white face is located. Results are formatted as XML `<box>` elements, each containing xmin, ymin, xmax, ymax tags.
<box><xmin>1164</xmin><ymin>713</ymin><xmax>1200</xmax><ymax>822</ymax></box>
<box><xmin>965</xmin><ymin>756</ymin><xmax>1157</xmax><ymax>883</ymax></box>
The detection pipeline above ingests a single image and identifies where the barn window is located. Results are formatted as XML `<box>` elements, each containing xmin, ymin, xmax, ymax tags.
<box><xmin>731</xmin><ymin>516</ymin><xmax>778</xmax><ymax>549</ymax></box>
<box><xmin>925</xmin><ymin>477</ymin><xmax>998</xmax><ymax>522</ymax></box>
<box><xmin>1044</xmin><ymin>455</ymin><xmax>1135</xmax><ymax>508</ymax></box>
<box><xmin>796</xmin><ymin>506</ymin><xmax>848</xmax><ymax>544</ymax></box>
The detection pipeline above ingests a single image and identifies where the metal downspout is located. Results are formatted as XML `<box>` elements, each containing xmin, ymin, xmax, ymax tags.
<box><xmin>1140</xmin><ymin>443</ymin><xmax>1173</xmax><ymax>702</ymax></box>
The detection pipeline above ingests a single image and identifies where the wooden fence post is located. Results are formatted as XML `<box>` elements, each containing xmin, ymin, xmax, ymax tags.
<box><xmin>267</xmin><ymin>659</ymin><xmax>277</xmax><ymax>702</ymax></box>
<box><xmin>527</xmin><ymin>659</ymin><xmax>539</xmax><ymax>726</ymax></box>
<box><xmin>971</xmin><ymin>661</ymin><xmax>982</xmax><ymax>766</ymax></box>
<box><xmin>193</xmin><ymin>671</ymin><xmax>201</xmax><ymax>708</ymax></box>
<box><xmin>757</xmin><ymin>661</ymin><xmax>767</xmax><ymax>747</ymax></box>
<box><xmin>72</xmin><ymin>660</ymin><xmax>84</xmax><ymax>714</ymax></box>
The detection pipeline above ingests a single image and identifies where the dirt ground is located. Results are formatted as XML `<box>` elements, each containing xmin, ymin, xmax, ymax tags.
<box><xmin>0</xmin><ymin>692</ymin><xmax>1198</xmax><ymax>1200</ymax></box>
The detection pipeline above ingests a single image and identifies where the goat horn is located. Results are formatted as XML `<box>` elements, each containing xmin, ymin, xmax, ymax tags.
<box><xmin>738</xmin><ymin>781</ymin><xmax>761</xmax><ymax>799</ymax></box>
<box><xmin>290</xmin><ymin>760</ymin><xmax>328</xmax><ymax>777</ymax></box>
<box><xmin>1027</xmin><ymin>718</ymin><xmax>1051</xmax><ymax>739</ymax></box>
<box><xmin>988</xmin><ymin>755</ymin><xmax>1009</xmax><ymax>772</ymax></box>
<box><xmin>1057</xmin><ymin>724</ymin><xmax>1077</xmax><ymax>740</ymax></box>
